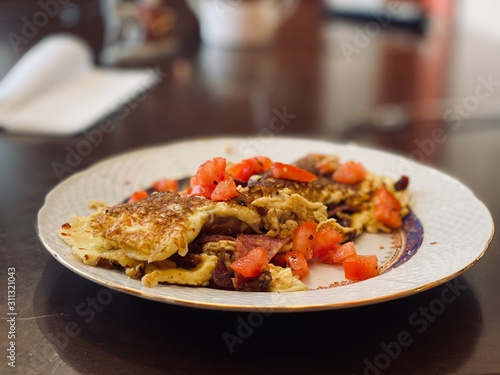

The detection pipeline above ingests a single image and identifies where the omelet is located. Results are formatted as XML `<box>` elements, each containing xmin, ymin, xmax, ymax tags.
<box><xmin>243</xmin><ymin>170</ymin><xmax>407</xmax><ymax>235</ymax></box>
<box><xmin>59</xmin><ymin>152</ymin><xmax>411</xmax><ymax>292</ymax></box>
<box><xmin>89</xmin><ymin>191</ymin><xmax>262</xmax><ymax>263</ymax></box>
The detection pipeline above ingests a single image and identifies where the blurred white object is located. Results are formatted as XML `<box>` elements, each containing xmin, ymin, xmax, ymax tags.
<box><xmin>456</xmin><ymin>0</ymin><xmax>500</xmax><ymax>43</ymax></box>
<box><xmin>324</xmin><ymin>0</ymin><xmax>424</xmax><ymax>24</ymax></box>
<box><xmin>324</xmin><ymin>0</ymin><xmax>385</xmax><ymax>13</ymax></box>
<box><xmin>0</xmin><ymin>34</ymin><xmax>92</xmax><ymax>112</ymax></box>
<box><xmin>187</xmin><ymin>0</ymin><xmax>298</xmax><ymax>48</ymax></box>
<box><xmin>0</xmin><ymin>34</ymin><xmax>159</xmax><ymax>136</ymax></box>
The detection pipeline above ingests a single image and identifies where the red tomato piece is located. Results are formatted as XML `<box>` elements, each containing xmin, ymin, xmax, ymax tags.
<box><xmin>230</xmin><ymin>247</ymin><xmax>269</xmax><ymax>278</ymax></box>
<box><xmin>318</xmin><ymin>241</ymin><xmax>357</xmax><ymax>264</ymax></box>
<box><xmin>128</xmin><ymin>190</ymin><xmax>149</xmax><ymax>203</ymax></box>
<box><xmin>271</xmin><ymin>162</ymin><xmax>317</xmax><ymax>182</ymax></box>
<box><xmin>252</xmin><ymin>156</ymin><xmax>272</xmax><ymax>172</ymax></box>
<box><xmin>153</xmin><ymin>178</ymin><xmax>178</xmax><ymax>192</ymax></box>
<box><xmin>292</xmin><ymin>222</ymin><xmax>317</xmax><ymax>259</ymax></box>
<box><xmin>186</xmin><ymin>183</ymin><xmax>216</xmax><ymax>199</ymax></box>
<box><xmin>226</xmin><ymin>162</ymin><xmax>252</xmax><ymax>182</ymax></box>
<box><xmin>227</xmin><ymin>156</ymin><xmax>272</xmax><ymax>182</ymax></box>
<box><xmin>192</xmin><ymin>157</ymin><xmax>226</xmax><ymax>186</ymax></box>
<box><xmin>373</xmin><ymin>186</ymin><xmax>403</xmax><ymax>229</ymax></box>
<box><xmin>211</xmin><ymin>174</ymin><xmax>239</xmax><ymax>201</ymax></box>
<box><xmin>312</xmin><ymin>226</ymin><xmax>342</xmax><ymax>258</ymax></box>
<box><xmin>332</xmin><ymin>161</ymin><xmax>366</xmax><ymax>185</ymax></box>
<box><xmin>286</xmin><ymin>251</ymin><xmax>309</xmax><ymax>279</ymax></box>
<box><xmin>311</xmin><ymin>155</ymin><xmax>339</xmax><ymax>175</ymax></box>
<box><xmin>343</xmin><ymin>254</ymin><xmax>379</xmax><ymax>281</ymax></box>
<box><xmin>292</xmin><ymin>222</ymin><xmax>343</xmax><ymax>259</ymax></box>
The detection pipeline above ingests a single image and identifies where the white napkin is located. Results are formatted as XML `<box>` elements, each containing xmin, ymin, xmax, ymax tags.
<box><xmin>0</xmin><ymin>34</ymin><xmax>159</xmax><ymax>136</ymax></box>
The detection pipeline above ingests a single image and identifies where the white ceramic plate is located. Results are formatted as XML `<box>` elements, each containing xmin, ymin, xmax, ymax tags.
<box><xmin>37</xmin><ymin>137</ymin><xmax>494</xmax><ymax>311</ymax></box>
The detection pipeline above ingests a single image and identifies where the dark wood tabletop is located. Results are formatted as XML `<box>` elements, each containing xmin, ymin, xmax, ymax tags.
<box><xmin>1</xmin><ymin>1</ymin><xmax>499</xmax><ymax>374</ymax></box>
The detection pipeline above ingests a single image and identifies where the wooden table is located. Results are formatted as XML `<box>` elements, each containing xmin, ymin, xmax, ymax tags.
<box><xmin>1</xmin><ymin>1</ymin><xmax>498</xmax><ymax>374</ymax></box>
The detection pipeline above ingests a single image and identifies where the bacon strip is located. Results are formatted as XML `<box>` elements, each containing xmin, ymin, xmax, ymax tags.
<box><xmin>211</xmin><ymin>260</ymin><xmax>234</xmax><ymax>290</ymax></box>
<box><xmin>236</xmin><ymin>234</ymin><xmax>290</xmax><ymax>260</ymax></box>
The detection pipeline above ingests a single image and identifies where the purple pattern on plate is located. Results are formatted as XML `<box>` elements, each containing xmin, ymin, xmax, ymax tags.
<box><xmin>391</xmin><ymin>211</ymin><xmax>424</xmax><ymax>269</ymax></box>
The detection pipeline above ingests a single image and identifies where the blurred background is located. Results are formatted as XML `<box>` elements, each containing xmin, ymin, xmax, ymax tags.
<box><xmin>0</xmin><ymin>0</ymin><xmax>499</xmax><ymax>163</ymax></box>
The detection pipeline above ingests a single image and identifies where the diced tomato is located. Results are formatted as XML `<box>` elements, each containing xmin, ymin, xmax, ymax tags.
<box><xmin>227</xmin><ymin>156</ymin><xmax>272</xmax><ymax>182</ymax></box>
<box><xmin>292</xmin><ymin>222</ymin><xmax>343</xmax><ymax>260</ymax></box>
<box><xmin>343</xmin><ymin>254</ymin><xmax>379</xmax><ymax>281</ymax></box>
<box><xmin>230</xmin><ymin>246</ymin><xmax>269</xmax><ymax>278</ymax></box>
<box><xmin>286</xmin><ymin>251</ymin><xmax>309</xmax><ymax>279</ymax></box>
<box><xmin>251</xmin><ymin>156</ymin><xmax>272</xmax><ymax>172</ymax></box>
<box><xmin>292</xmin><ymin>222</ymin><xmax>317</xmax><ymax>259</ymax></box>
<box><xmin>271</xmin><ymin>162</ymin><xmax>317</xmax><ymax>182</ymax></box>
<box><xmin>312</xmin><ymin>226</ymin><xmax>342</xmax><ymax>258</ymax></box>
<box><xmin>211</xmin><ymin>174</ymin><xmax>239</xmax><ymax>201</ymax></box>
<box><xmin>332</xmin><ymin>161</ymin><xmax>366</xmax><ymax>185</ymax></box>
<box><xmin>186</xmin><ymin>183</ymin><xmax>216</xmax><ymax>199</ymax></box>
<box><xmin>373</xmin><ymin>186</ymin><xmax>402</xmax><ymax>229</ymax></box>
<box><xmin>128</xmin><ymin>190</ymin><xmax>149</xmax><ymax>203</ymax></box>
<box><xmin>292</xmin><ymin>221</ymin><xmax>342</xmax><ymax>260</ymax></box>
<box><xmin>318</xmin><ymin>241</ymin><xmax>357</xmax><ymax>264</ymax></box>
<box><xmin>192</xmin><ymin>157</ymin><xmax>226</xmax><ymax>186</ymax></box>
<box><xmin>153</xmin><ymin>178</ymin><xmax>178</xmax><ymax>192</ymax></box>
<box><xmin>226</xmin><ymin>162</ymin><xmax>251</xmax><ymax>182</ymax></box>
<box><xmin>187</xmin><ymin>157</ymin><xmax>231</xmax><ymax>200</ymax></box>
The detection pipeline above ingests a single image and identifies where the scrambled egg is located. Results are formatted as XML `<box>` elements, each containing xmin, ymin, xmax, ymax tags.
<box><xmin>142</xmin><ymin>254</ymin><xmax>219</xmax><ymax>288</ymax></box>
<box><xmin>268</xmin><ymin>265</ymin><xmax>309</xmax><ymax>292</ymax></box>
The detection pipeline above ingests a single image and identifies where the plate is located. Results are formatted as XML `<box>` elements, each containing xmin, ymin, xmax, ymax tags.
<box><xmin>37</xmin><ymin>137</ymin><xmax>494</xmax><ymax>311</ymax></box>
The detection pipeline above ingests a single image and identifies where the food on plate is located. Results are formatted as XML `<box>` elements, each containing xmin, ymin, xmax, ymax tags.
<box><xmin>59</xmin><ymin>153</ymin><xmax>410</xmax><ymax>292</ymax></box>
